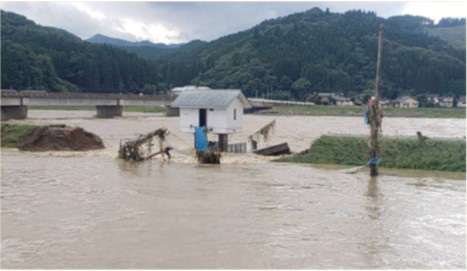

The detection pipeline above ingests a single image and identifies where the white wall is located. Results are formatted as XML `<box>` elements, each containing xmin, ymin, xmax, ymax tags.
<box><xmin>178</xmin><ymin>97</ymin><xmax>244</xmax><ymax>134</ymax></box>
<box><xmin>402</xmin><ymin>98</ymin><xmax>418</xmax><ymax>108</ymax></box>
<box><xmin>226</xmin><ymin>98</ymin><xmax>243</xmax><ymax>133</ymax></box>
<box><xmin>180</xmin><ymin>108</ymin><xmax>199</xmax><ymax>133</ymax></box>
<box><xmin>208</xmin><ymin>108</ymin><xmax>228</xmax><ymax>133</ymax></box>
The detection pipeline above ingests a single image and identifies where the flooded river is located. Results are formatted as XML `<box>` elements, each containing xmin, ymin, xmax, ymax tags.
<box><xmin>1</xmin><ymin>110</ymin><xmax>466</xmax><ymax>268</ymax></box>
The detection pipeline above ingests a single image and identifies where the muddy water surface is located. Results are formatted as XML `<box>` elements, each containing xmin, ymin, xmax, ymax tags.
<box><xmin>1</xmin><ymin>110</ymin><xmax>465</xmax><ymax>268</ymax></box>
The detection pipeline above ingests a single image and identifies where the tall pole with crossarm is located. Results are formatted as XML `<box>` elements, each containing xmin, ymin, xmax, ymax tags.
<box><xmin>368</xmin><ymin>24</ymin><xmax>384</xmax><ymax>176</ymax></box>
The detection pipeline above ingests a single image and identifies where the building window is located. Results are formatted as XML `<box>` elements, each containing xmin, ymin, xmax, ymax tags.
<box><xmin>234</xmin><ymin>109</ymin><xmax>237</xmax><ymax>120</ymax></box>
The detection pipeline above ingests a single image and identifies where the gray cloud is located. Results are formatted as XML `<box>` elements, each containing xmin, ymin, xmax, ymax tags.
<box><xmin>0</xmin><ymin>1</ymin><xmax>463</xmax><ymax>44</ymax></box>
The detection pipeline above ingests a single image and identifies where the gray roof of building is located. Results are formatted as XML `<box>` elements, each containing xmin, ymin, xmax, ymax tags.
<box><xmin>393</xmin><ymin>96</ymin><xmax>416</xmax><ymax>103</ymax></box>
<box><xmin>171</xmin><ymin>85</ymin><xmax>211</xmax><ymax>92</ymax></box>
<box><xmin>171</xmin><ymin>89</ymin><xmax>251</xmax><ymax>109</ymax></box>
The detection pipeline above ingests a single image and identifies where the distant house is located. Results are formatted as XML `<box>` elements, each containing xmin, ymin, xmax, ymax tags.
<box><xmin>170</xmin><ymin>85</ymin><xmax>211</xmax><ymax>96</ymax></box>
<box><xmin>333</xmin><ymin>96</ymin><xmax>353</xmax><ymax>106</ymax></box>
<box><xmin>456</xmin><ymin>96</ymin><xmax>466</xmax><ymax>107</ymax></box>
<box><xmin>426</xmin><ymin>94</ymin><xmax>440</xmax><ymax>107</ymax></box>
<box><xmin>439</xmin><ymin>96</ymin><xmax>454</xmax><ymax>108</ymax></box>
<box><xmin>317</xmin><ymin>93</ymin><xmax>334</xmax><ymax>105</ymax></box>
<box><xmin>353</xmin><ymin>96</ymin><xmax>363</xmax><ymax>106</ymax></box>
<box><xmin>393</xmin><ymin>96</ymin><xmax>419</xmax><ymax>108</ymax></box>
<box><xmin>171</xmin><ymin>89</ymin><xmax>251</xmax><ymax>134</ymax></box>
<box><xmin>316</xmin><ymin>92</ymin><xmax>352</xmax><ymax>106</ymax></box>
<box><xmin>379</xmin><ymin>99</ymin><xmax>392</xmax><ymax>108</ymax></box>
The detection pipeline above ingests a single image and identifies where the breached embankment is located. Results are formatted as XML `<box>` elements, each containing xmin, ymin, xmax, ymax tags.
<box><xmin>1</xmin><ymin>123</ymin><xmax>104</xmax><ymax>151</ymax></box>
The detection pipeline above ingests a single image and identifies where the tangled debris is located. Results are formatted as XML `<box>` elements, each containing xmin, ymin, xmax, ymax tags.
<box><xmin>248</xmin><ymin>119</ymin><xmax>276</xmax><ymax>150</ymax></box>
<box><xmin>196</xmin><ymin>150</ymin><xmax>221</xmax><ymax>164</ymax></box>
<box><xmin>119</xmin><ymin>128</ymin><xmax>172</xmax><ymax>161</ymax></box>
<box><xmin>253</xmin><ymin>142</ymin><xmax>291</xmax><ymax>156</ymax></box>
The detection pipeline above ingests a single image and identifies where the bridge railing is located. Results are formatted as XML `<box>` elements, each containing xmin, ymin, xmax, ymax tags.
<box><xmin>0</xmin><ymin>91</ymin><xmax>175</xmax><ymax>101</ymax></box>
<box><xmin>248</xmin><ymin>98</ymin><xmax>315</xmax><ymax>106</ymax></box>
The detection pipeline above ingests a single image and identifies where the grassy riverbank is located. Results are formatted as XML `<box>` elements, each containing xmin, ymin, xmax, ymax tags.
<box><xmin>29</xmin><ymin>105</ymin><xmax>166</xmax><ymax>113</ymax></box>
<box><xmin>258</xmin><ymin>105</ymin><xmax>466</xmax><ymax>118</ymax></box>
<box><xmin>1</xmin><ymin>123</ymin><xmax>38</xmax><ymax>148</ymax></box>
<box><xmin>276</xmin><ymin>135</ymin><xmax>466</xmax><ymax>172</ymax></box>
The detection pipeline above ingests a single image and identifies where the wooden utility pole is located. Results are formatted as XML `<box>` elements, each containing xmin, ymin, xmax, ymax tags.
<box><xmin>368</xmin><ymin>24</ymin><xmax>384</xmax><ymax>176</ymax></box>
<box><xmin>375</xmin><ymin>24</ymin><xmax>384</xmax><ymax>101</ymax></box>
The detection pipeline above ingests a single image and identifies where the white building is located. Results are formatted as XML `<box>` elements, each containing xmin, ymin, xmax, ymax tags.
<box><xmin>333</xmin><ymin>96</ymin><xmax>353</xmax><ymax>106</ymax></box>
<box><xmin>457</xmin><ymin>96</ymin><xmax>466</xmax><ymax>107</ymax></box>
<box><xmin>392</xmin><ymin>96</ymin><xmax>419</xmax><ymax>108</ymax></box>
<box><xmin>171</xmin><ymin>89</ymin><xmax>251</xmax><ymax>134</ymax></box>
<box><xmin>426</xmin><ymin>94</ymin><xmax>440</xmax><ymax>106</ymax></box>
<box><xmin>439</xmin><ymin>96</ymin><xmax>454</xmax><ymax>108</ymax></box>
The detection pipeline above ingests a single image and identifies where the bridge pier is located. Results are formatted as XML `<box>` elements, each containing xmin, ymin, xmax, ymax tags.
<box><xmin>95</xmin><ymin>106</ymin><xmax>123</xmax><ymax>118</ymax></box>
<box><xmin>1</xmin><ymin>106</ymin><xmax>28</xmax><ymax>121</ymax></box>
<box><xmin>165</xmin><ymin>106</ymin><xmax>180</xmax><ymax>117</ymax></box>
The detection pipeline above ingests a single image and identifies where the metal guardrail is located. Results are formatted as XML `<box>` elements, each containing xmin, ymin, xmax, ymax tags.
<box><xmin>248</xmin><ymin>98</ymin><xmax>315</xmax><ymax>106</ymax></box>
<box><xmin>0</xmin><ymin>90</ymin><xmax>175</xmax><ymax>101</ymax></box>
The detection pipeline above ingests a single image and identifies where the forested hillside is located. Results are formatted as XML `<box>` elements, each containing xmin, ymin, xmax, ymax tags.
<box><xmin>425</xmin><ymin>18</ymin><xmax>466</xmax><ymax>50</ymax></box>
<box><xmin>1</xmin><ymin>8</ymin><xmax>465</xmax><ymax>99</ymax></box>
<box><xmin>1</xmin><ymin>11</ymin><xmax>160</xmax><ymax>93</ymax></box>
<box><xmin>155</xmin><ymin>8</ymin><xmax>465</xmax><ymax>100</ymax></box>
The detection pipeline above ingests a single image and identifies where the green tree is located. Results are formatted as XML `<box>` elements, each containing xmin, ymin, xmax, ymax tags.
<box><xmin>292</xmin><ymin>78</ymin><xmax>312</xmax><ymax>100</ymax></box>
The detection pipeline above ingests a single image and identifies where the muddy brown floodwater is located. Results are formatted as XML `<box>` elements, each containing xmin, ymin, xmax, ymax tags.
<box><xmin>1</xmin><ymin>110</ymin><xmax>466</xmax><ymax>268</ymax></box>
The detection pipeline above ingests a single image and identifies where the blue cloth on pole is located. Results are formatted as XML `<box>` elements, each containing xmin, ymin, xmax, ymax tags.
<box><xmin>194</xmin><ymin>127</ymin><xmax>207</xmax><ymax>151</ymax></box>
<box><xmin>364</xmin><ymin>108</ymin><xmax>369</xmax><ymax>124</ymax></box>
<box><xmin>368</xmin><ymin>156</ymin><xmax>382</xmax><ymax>165</ymax></box>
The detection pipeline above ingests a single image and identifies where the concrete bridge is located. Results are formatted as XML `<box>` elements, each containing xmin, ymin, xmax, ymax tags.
<box><xmin>1</xmin><ymin>91</ymin><xmax>314</xmax><ymax>120</ymax></box>
<box><xmin>1</xmin><ymin>91</ymin><xmax>175</xmax><ymax>120</ymax></box>
<box><xmin>246</xmin><ymin>98</ymin><xmax>315</xmax><ymax>112</ymax></box>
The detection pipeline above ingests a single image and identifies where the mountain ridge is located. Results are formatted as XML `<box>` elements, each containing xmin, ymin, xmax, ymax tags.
<box><xmin>1</xmin><ymin>8</ymin><xmax>465</xmax><ymax>99</ymax></box>
<box><xmin>86</xmin><ymin>33</ymin><xmax>184</xmax><ymax>49</ymax></box>
<box><xmin>153</xmin><ymin>8</ymin><xmax>465</xmax><ymax>99</ymax></box>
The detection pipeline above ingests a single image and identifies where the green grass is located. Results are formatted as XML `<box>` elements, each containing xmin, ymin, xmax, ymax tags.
<box><xmin>276</xmin><ymin>135</ymin><xmax>466</xmax><ymax>172</ymax></box>
<box><xmin>29</xmin><ymin>105</ymin><xmax>166</xmax><ymax>113</ymax></box>
<box><xmin>1</xmin><ymin>123</ymin><xmax>38</xmax><ymax>148</ymax></box>
<box><xmin>257</xmin><ymin>105</ymin><xmax>466</xmax><ymax>118</ymax></box>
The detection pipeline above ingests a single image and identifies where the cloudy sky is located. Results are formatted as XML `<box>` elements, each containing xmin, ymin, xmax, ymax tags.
<box><xmin>0</xmin><ymin>1</ymin><xmax>465</xmax><ymax>44</ymax></box>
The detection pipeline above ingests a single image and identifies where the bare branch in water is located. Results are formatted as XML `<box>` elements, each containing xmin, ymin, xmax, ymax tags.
<box><xmin>119</xmin><ymin>128</ymin><xmax>172</xmax><ymax>162</ymax></box>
